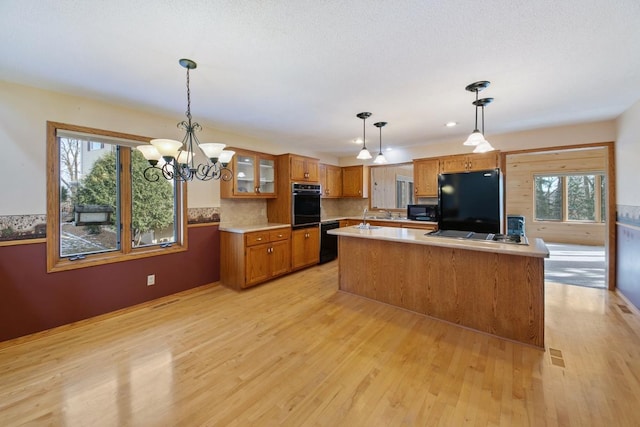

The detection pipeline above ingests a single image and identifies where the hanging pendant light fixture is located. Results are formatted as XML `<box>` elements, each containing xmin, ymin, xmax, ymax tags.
<box><xmin>463</xmin><ymin>81</ymin><xmax>490</xmax><ymax>147</ymax></box>
<box><xmin>373</xmin><ymin>121</ymin><xmax>388</xmax><ymax>164</ymax></box>
<box><xmin>472</xmin><ymin>97</ymin><xmax>495</xmax><ymax>153</ymax></box>
<box><xmin>138</xmin><ymin>58</ymin><xmax>235</xmax><ymax>182</ymax></box>
<box><xmin>356</xmin><ymin>112</ymin><xmax>372</xmax><ymax>160</ymax></box>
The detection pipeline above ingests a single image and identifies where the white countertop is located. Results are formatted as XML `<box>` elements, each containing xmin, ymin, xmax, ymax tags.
<box><xmin>218</xmin><ymin>223</ymin><xmax>291</xmax><ymax>233</ymax></box>
<box><xmin>329</xmin><ymin>226</ymin><xmax>549</xmax><ymax>258</ymax></box>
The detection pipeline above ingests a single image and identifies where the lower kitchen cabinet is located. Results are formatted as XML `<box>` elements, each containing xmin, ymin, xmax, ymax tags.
<box><xmin>221</xmin><ymin>227</ymin><xmax>291</xmax><ymax>289</ymax></box>
<box><xmin>292</xmin><ymin>226</ymin><xmax>320</xmax><ymax>270</ymax></box>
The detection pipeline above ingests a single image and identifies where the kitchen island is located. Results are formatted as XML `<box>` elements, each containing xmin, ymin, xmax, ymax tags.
<box><xmin>328</xmin><ymin>226</ymin><xmax>549</xmax><ymax>348</ymax></box>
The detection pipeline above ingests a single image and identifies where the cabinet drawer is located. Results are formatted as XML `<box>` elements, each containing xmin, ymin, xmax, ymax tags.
<box><xmin>245</xmin><ymin>231</ymin><xmax>270</xmax><ymax>247</ymax></box>
<box><xmin>269</xmin><ymin>229</ymin><xmax>290</xmax><ymax>242</ymax></box>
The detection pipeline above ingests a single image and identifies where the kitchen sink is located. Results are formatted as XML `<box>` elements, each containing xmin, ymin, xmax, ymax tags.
<box><xmin>353</xmin><ymin>224</ymin><xmax>383</xmax><ymax>230</ymax></box>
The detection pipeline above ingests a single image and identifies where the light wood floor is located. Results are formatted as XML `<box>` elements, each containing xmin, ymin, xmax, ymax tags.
<box><xmin>1</xmin><ymin>261</ymin><xmax>640</xmax><ymax>426</ymax></box>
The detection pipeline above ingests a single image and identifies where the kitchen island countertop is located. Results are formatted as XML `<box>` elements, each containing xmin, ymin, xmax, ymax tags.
<box><xmin>329</xmin><ymin>225</ymin><xmax>548</xmax><ymax>258</ymax></box>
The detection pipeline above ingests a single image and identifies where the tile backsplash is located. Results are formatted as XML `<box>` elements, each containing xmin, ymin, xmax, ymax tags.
<box><xmin>219</xmin><ymin>199</ymin><xmax>268</xmax><ymax>225</ymax></box>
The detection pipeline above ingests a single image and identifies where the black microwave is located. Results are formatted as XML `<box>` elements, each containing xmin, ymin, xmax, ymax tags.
<box><xmin>407</xmin><ymin>204</ymin><xmax>438</xmax><ymax>221</ymax></box>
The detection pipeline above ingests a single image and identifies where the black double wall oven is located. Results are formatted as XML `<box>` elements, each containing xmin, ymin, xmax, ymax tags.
<box><xmin>291</xmin><ymin>183</ymin><xmax>321</xmax><ymax>228</ymax></box>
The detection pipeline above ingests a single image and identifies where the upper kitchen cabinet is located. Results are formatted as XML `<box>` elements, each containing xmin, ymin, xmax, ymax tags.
<box><xmin>342</xmin><ymin>165</ymin><xmax>369</xmax><ymax>198</ymax></box>
<box><xmin>290</xmin><ymin>154</ymin><xmax>319</xmax><ymax>182</ymax></box>
<box><xmin>319</xmin><ymin>164</ymin><xmax>342</xmax><ymax>198</ymax></box>
<box><xmin>267</xmin><ymin>153</ymin><xmax>320</xmax><ymax>224</ymax></box>
<box><xmin>413</xmin><ymin>158</ymin><xmax>439</xmax><ymax>197</ymax></box>
<box><xmin>220</xmin><ymin>148</ymin><xmax>276</xmax><ymax>198</ymax></box>
<box><xmin>440</xmin><ymin>152</ymin><xmax>500</xmax><ymax>173</ymax></box>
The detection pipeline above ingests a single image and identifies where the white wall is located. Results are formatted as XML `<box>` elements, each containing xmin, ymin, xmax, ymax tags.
<box><xmin>337</xmin><ymin>120</ymin><xmax>616</xmax><ymax>166</ymax></box>
<box><xmin>616</xmin><ymin>98</ymin><xmax>640</xmax><ymax>206</ymax></box>
<box><xmin>1</xmin><ymin>79</ymin><xmax>621</xmax><ymax>216</ymax></box>
<box><xmin>0</xmin><ymin>81</ymin><xmax>306</xmax><ymax>215</ymax></box>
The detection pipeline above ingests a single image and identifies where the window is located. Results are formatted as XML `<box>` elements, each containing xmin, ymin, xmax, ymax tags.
<box><xmin>534</xmin><ymin>173</ymin><xmax>606</xmax><ymax>223</ymax></box>
<box><xmin>88</xmin><ymin>141</ymin><xmax>105</xmax><ymax>151</ymax></box>
<box><xmin>47</xmin><ymin>122</ymin><xmax>186</xmax><ymax>272</ymax></box>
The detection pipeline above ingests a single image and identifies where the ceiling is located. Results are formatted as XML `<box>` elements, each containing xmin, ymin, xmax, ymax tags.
<box><xmin>2</xmin><ymin>1</ymin><xmax>639</xmax><ymax>157</ymax></box>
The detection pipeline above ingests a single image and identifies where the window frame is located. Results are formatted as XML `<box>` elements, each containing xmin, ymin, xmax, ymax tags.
<box><xmin>46</xmin><ymin>121</ymin><xmax>188</xmax><ymax>273</ymax></box>
<box><xmin>533</xmin><ymin>172</ymin><xmax>605</xmax><ymax>224</ymax></box>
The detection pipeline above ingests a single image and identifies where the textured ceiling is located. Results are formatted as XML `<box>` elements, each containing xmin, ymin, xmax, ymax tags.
<box><xmin>1</xmin><ymin>0</ymin><xmax>639</xmax><ymax>157</ymax></box>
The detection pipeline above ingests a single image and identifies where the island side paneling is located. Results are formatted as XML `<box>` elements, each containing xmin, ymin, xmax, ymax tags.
<box><xmin>337</xmin><ymin>236</ymin><xmax>544</xmax><ymax>348</ymax></box>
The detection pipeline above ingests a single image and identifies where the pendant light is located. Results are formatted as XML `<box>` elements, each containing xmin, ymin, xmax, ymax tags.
<box><xmin>373</xmin><ymin>121</ymin><xmax>388</xmax><ymax>164</ymax></box>
<box><xmin>356</xmin><ymin>112</ymin><xmax>372</xmax><ymax>160</ymax></box>
<box><xmin>472</xmin><ymin>97</ymin><xmax>495</xmax><ymax>153</ymax></box>
<box><xmin>463</xmin><ymin>81</ymin><xmax>490</xmax><ymax>147</ymax></box>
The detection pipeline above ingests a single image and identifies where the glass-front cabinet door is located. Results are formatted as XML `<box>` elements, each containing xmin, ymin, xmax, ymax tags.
<box><xmin>258</xmin><ymin>158</ymin><xmax>275</xmax><ymax>194</ymax></box>
<box><xmin>221</xmin><ymin>149</ymin><xmax>277</xmax><ymax>198</ymax></box>
<box><xmin>235</xmin><ymin>154</ymin><xmax>256</xmax><ymax>194</ymax></box>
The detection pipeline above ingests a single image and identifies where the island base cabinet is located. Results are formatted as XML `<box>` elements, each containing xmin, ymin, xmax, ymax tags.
<box><xmin>337</xmin><ymin>236</ymin><xmax>544</xmax><ymax>348</ymax></box>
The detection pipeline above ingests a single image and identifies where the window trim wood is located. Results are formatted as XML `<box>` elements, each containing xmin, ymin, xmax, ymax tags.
<box><xmin>46</xmin><ymin>121</ymin><xmax>188</xmax><ymax>273</ymax></box>
<box><xmin>534</xmin><ymin>172</ymin><xmax>605</xmax><ymax>223</ymax></box>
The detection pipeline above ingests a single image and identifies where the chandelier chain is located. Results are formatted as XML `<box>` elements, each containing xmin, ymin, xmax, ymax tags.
<box><xmin>185</xmin><ymin>67</ymin><xmax>192</xmax><ymax>121</ymax></box>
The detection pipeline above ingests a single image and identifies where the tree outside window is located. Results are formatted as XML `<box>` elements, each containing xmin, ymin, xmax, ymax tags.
<box><xmin>534</xmin><ymin>174</ymin><xmax>606</xmax><ymax>223</ymax></box>
<box><xmin>47</xmin><ymin>122</ymin><xmax>186</xmax><ymax>272</ymax></box>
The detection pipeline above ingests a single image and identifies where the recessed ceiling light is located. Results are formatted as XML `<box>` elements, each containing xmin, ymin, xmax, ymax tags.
<box><xmin>385</xmin><ymin>147</ymin><xmax>393</xmax><ymax>152</ymax></box>
<box><xmin>352</xmin><ymin>137</ymin><xmax>364</xmax><ymax>145</ymax></box>
<box><xmin>445</xmin><ymin>121</ymin><xmax>458</xmax><ymax>127</ymax></box>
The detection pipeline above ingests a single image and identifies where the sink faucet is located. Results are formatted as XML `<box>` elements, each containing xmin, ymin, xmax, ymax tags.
<box><xmin>363</xmin><ymin>207</ymin><xmax>368</xmax><ymax>223</ymax></box>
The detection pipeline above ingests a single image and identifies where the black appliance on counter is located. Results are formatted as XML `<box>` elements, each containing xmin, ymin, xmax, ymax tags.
<box><xmin>407</xmin><ymin>204</ymin><xmax>438</xmax><ymax>221</ymax></box>
<box><xmin>438</xmin><ymin>168</ymin><xmax>503</xmax><ymax>234</ymax></box>
<box><xmin>319</xmin><ymin>221</ymin><xmax>340</xmax><ymax>264</ymax></box>
<box><xmin>291</xmin><ymin>183</ymin><xmax>321</xmax><ymax>228</ymax></box>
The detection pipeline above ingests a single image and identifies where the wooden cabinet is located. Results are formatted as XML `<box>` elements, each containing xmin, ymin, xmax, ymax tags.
<box><xmin>319</xmin><ymin>164</ymin><xmax>342</xmax><ymax>198</ymax></box>
<box><xmin>413</xmin><ymin>158</ymin><xmax>440</xmax><ymax>197</ymax></box>
<box><xmin>342</xmin><ymin>165</ymin><xmax>369</xmax><ymax>198</ymax></box>
<box><xmin>290</xmin><ymin>155</ymin><xmax>319</xmax><ymax>182</ymax></box>
<box><xmin>440</xmin><ymin>152</ymin><xmax>500</xmax><ymax>173</ymax></box>
<box><xmin>402</xmin><ymin>222</ymin><xmax>437</xmax><ymax>231</ymax></box>
<box><xmin>220</xmin><ymin>227</ymin><xmax>291</xmax><ymax>289</ymax></box>
<box><xmin>268</xmin><ymin>154</ymin><xmax>320</xmax><ymax>224</ymax></box>
<box><xmin>221</xmin><ymin>148</ymin><xmax>277</xmax><ymax>198</ymax></box>
<box><xmin>367</xmin><ymin>220</ymin><xmax>402</xmax><ymax>228</ymax></box>
<box><xmin>292</xmin><ymin>226</ymin><xmax>319</xmax><ymax>270</ymax></box>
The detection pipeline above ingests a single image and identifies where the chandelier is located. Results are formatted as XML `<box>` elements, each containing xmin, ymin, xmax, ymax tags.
<box><xmin>137</xmin><ymin>59</ymin><xmax>235</xmax><ymax>182</ymax></box>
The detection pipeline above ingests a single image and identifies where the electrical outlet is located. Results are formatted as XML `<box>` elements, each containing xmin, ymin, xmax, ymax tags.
<box><xmin>147</xmin><ymin>274</ymin><xmax>155</xmax><ymax>286</ymax></box>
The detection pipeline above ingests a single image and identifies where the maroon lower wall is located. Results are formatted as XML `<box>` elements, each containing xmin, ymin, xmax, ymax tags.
<box><xmin>617</xmin><ymin>223</ymin><xmax>640</xmax><ymax>310</ymax></box>
<box><xmin>0</xmin><ymin>225</ymin><xmax>220</xmax><ymax>342</ymax></box>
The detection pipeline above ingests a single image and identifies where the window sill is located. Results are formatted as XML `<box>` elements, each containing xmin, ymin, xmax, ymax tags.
<box><xmin>47</xmin><ymin>244</ymin><xmax>187</xmax><ymax>273</ymax></box>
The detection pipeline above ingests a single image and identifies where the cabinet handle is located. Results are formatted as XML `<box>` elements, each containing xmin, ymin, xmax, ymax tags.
<box><xmin>468</xmin><ymin>160</ymin><xmax>472</xmax><ymax>169</ymax></box>
<box><xmin>256</xmin><ymin>237</ymin><xmax>262</xmax><ymax>241</ymax></box>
